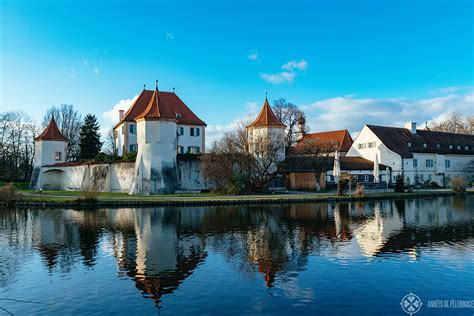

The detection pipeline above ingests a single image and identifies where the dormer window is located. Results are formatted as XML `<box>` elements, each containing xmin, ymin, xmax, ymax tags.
<box><xmin>407</xmin><ymin>142</ymin><xmax>412</xmax><ymax>147</ymax></box>
<box><xmin>436</xmin><ymin>144</ymin><xmax>441</xmax><ymax>149</ymax></box>
<box><xmin>465</xmin><ymin>146</ymin><xmax>469</xmax><ymax>150</ymax></box>
<box><xmin>175</xmin><ymin>112</ymin><xmax>182</xmax><ymax>118</ymax></box>
<box><xmin>457</xmin><ymin>145</ymin><xmax>461</xmax><ymax>150</ymax></box>
<box><xmin>423</xmin><ymin>143</ymin><xmax>427</xmax><ymax>148</ymax></box>
<box><xmin>449</xmin><ymin>145</ymin><xmax>453</xmax><ymax>149</ymax></box>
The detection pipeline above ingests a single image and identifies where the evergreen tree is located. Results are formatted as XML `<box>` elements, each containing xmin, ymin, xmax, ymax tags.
<box><xmin>79</xmin><ymin>114</ymin><xmax>102</xmax><ymax>160</ymax></box>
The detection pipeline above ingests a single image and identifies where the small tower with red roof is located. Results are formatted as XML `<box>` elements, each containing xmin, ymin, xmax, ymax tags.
<box><xmin>30</xmin><ymin>116</ymin><xmax>68</xmax><ymax>189</ymax></box>
<box><xmin>247</xmin><ymin>95</ymin><xmax>287</xmax><ymax>161</ymax></box>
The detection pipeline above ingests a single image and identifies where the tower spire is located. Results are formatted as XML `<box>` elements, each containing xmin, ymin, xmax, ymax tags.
<box><xmin>155</xmin><ymin>79</ymin><xmax>158</xmax><ymax>91</ymax></box>
<box><xmin>143</xmin><ymin>84</ymin><xmax>146</xmax><ymax>90</ymax></box>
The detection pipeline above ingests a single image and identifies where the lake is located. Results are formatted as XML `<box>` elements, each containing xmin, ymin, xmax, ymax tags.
<box><xmin>1</xmin><ymin>196</ymin><xmax>473</xmax><ymax>315</ymax></box>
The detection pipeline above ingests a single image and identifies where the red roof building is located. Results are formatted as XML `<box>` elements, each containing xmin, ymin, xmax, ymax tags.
<box><xmin>296</xmin><ymin>130</ymin><xmax>353</xmax><ymax>154</ymax></box>
<box><xmin>115</xmin><ymin>89</ymin><xmax>206</xmax><ymax>128</ymax></box>
<box><xmin>35</xmin><ymin>116</ymin><xmax>68</xmax><ymax>142</ymax></box>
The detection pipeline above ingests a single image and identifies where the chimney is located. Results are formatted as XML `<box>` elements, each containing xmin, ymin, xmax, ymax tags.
<box><xmin>297</xmin><ymin>115</ymin><xmax>306</xmax><ymax>141</ymax></box>
<box><xmin>404</xmin><ymin>121</ymin><xmax>417</xmax><ymax>134</ymax></box>
<box><xmin>119</xmin><ymin>110</ymin><xmax>125</xmax><ymax>121</ymax></box>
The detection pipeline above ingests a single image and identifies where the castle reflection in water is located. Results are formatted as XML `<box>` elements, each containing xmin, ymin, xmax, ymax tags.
<box><xmin>1</xmin><ymin>196</ymin><xmax>473</xmax><ymax>306</ymax></box>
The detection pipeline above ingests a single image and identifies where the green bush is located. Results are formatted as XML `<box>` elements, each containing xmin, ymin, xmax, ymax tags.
<box><xmin>430</xmin><ymin>181</ymin><xmax>439</xmax><ymax>188</ymax></box>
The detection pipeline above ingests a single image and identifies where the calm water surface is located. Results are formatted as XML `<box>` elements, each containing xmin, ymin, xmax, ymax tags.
<box><xmin>1</xmin><ymin>196</ymin><xmax>473</xmax><ymax>315</ymax></box>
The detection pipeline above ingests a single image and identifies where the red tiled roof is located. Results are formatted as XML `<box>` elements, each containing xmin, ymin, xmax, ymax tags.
<box><xmin>247</xmin><ymin>98</ymin><xmax>286</xmax><ymax>128</ymax></box>
<box><xmin>35</xmin><ymin>116</ymin><xmax>68</xmax><ymax>142</ymax></box>
<box><xmin>366</xmin><ymin>125</ymin><xmax>474</xmax><ymax>158</ymax></box>
<box><xmin>115</xmin><ymin>89</ymin><xmax>206</xmax><ymax>128</ymax></box>
<box><xmin>297</xmin><ymin>130</ymin><xmax>353</xmax><ymax>152</ymax></box>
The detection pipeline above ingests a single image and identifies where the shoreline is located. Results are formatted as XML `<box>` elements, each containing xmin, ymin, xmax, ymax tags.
<box><xmin>2</xmin><ymin>190</ymin><xmax>470</xmax><ymax>209</ymax></box>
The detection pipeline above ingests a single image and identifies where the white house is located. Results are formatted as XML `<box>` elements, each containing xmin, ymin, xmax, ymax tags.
<box><xmin>347</xmin><ymin>122</ymin><xmax>474</xmax><ymax>186</ymax></box>
<box><xmin>114</xmin><ymin>83</ymin><xmax>206</xmax><ymax>157</ymax></box>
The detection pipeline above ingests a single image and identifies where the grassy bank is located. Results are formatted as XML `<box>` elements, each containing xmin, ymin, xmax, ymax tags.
<box><xmin>2</xmin><ymin>189</ymin><xmax>470</xmax><ymax>209</ymax></box>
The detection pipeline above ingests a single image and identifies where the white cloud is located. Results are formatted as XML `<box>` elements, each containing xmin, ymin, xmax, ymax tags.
<box><xmin>205</xmin><ymin>101</ymin><xmax>259</xmax><ymax>148</ymax></box>
<box><xmin>102</xmin><ymin>95</ymin><xmax>138</xmax><ymax>127</ymax></box>
<box><xmin>260</xmin><ymin>59</ymin><xmax>308</xmax><ymax>85</ymax></box>
<box><xmin>301</xmin><ymin>91</ymin><xmax>474</xmax><ymax>136</ymax></box>
<box><xmin>429</xmin><ymin>86</ymin><xmax>474</xmax><ymax>95</ymax></box>
<box><xmin>248</xmin><ymin>50</ymin><xmax>259</xmax><ymax>61</ymax></box>
<box><xmin>282</xmin><ymin>59</ymin><xmax>308</xmax><ymax>71</ymax></box>
<box><xmin>165</xmin><ymin>32</ymin><xmax>175</xmax><ymax>39</ymax></box>
<box><xmin>260</xmin><ymin>71</ymin><xmax>296</xmax><ymax>84</ymax></box>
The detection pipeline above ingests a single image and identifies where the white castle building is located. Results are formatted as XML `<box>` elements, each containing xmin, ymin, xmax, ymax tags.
<box><xmin>30</xmin><ymin>84</ymin><xmax>209</xmax><ymax>194</ymax></box>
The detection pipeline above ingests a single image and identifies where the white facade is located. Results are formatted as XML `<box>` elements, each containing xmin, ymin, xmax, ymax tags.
<box><xmin>347</xmin><ymin>124</ymin><xmax>474</xmax><ymax>185</ymax></box>
<box><xmin>115</xmin><ymin>122</ymin><xmax>205</xmax><ymax>156</ymax></box>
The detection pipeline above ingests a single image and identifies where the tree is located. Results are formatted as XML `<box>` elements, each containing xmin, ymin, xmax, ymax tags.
<box><xmin>103</xmin><ymin>129</ymin><xmax>117</xmax><ymax>156</ymax></box>
<box><xmin>79</xmin><ymin>114</ymin><xmax>102</xmax><ymax>160</ymax></box>
<box><xmin>42</xmin><ymin>104</ymin><xmax>82</xmax><ymax>161</ymax></box>
<box><xmin>293</xmin><ymin>137</ymin><xmax>339</xmax><ymax>191</ymax></box>
<box><xmin>272</xmin><ymin>98</ymin><xmax>307</xmax><ymax>149</ymax></box>
<box><xmin>201</xmin><ymin>122</ymin><xmax>285</xmax><ymax>193</ymax></box>
<box><xmin>431</xmin><ymin>112</ymin><xmax>474</xmax><ymax>134</ymax></box>
<box><xmin>0</xmin><ymin>111</ymin><xmax>38</xmax><ymax>181</ymax></box>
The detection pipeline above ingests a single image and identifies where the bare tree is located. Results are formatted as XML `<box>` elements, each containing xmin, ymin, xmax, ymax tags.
<box><xmin>272</xmin><ymin>98</ymin><xmax>307</xmax><ymax>149</ymax></box>
<box><xmin>431</xmin><ymin>112</ymin><xmax>474</xmax><ymax>134</ymax></box>
<box><xmin>201</xmin><ymin>122</ymin><xmax>285</xmax><ymax>193</ymax></box>
<box><xmin>293</xmin><ymin>137</ymin><xmax>339</xmax><ymax>191</ymax></box>
<box><xmin>42</xmin><ymin>104</ymin><xmax>82</xmax><ymax>161</ymax></box>
<box><xmin>103</xmin><ymin>129</ymin><xmax>117</xmax><ymax>156</ymax></box>
<box><xmin>0</xmin><ymin>111</ymin><xmax>38</xmax><ymax>181</ymax></box>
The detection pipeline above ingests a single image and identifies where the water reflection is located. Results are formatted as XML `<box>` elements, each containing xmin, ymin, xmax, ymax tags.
<box><xmin>0</xmin><ymin>196</ymin><xmax>473</xmax><ymax>310</ymax></box>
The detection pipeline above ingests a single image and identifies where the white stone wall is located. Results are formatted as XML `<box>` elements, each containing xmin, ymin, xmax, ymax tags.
<box><xmin>177</xmin><ymin>158</ymin><xmax>211</xmax><ymax>190</ymax></box>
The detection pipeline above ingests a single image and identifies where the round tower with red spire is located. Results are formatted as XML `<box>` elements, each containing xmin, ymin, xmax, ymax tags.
<box><xmin>29</xmin><ymin>116</ymin><xmax>68</xmax><ymax>189</ymax></box>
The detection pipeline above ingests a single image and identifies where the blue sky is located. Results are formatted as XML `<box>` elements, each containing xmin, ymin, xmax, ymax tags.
<box><xmin>1</xmin><ymin>0</ymin><xmax>473</xmax><ymax>143</ymax></box>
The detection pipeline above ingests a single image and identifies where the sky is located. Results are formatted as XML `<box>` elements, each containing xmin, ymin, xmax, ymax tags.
<box><xmin>1</xmin><ymin>0</ymin><xmax>473</xmax><ymax>146</ymax></box>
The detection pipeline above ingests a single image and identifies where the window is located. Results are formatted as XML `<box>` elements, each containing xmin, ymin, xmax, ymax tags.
<box><xmin>55</xmin><ymin>152</ymin><xmax>62</xmax><ymax>161</ymax></box>
<box><xmin>419</xmin><ymin>174</ymin><xmax>424</xmax><ymax>182</ymax></box>
<box><xmin>177</xmin><ymin>146</ymin><xmax>184</xmax><ymax>154</ymax></box>
<box><xmin>423</xmin><ymin>143</ymin><xmax>427</xmax><ymax>148</ymax></box>
<box><xmin>186</xmin><ymin>146</ymin><xmax>201</xmax><ymax>154</ymax></box>
<box><xmin>426</xmin><ymin>159</ymin><xmax>434</xmax><ymax>167</ymax></box>
<box><xmin>457</xmin><ymin>145</ymin><xmax>461</xmax><ymax>150</ymax></box>
<box><xmin>428</xmin><ymin>174</ymin><xmax>432</xmax><ymax>181</ymax></box>
<box><xmin>177</xmin><ymin>127</ymin><xmax>184</xmax><ymax>136</ymax></box>
<box><xmin>445</xmin><ymin>160</ymin><xmax>451</xmax><ymax>168</ymax></box>
<box><xmin>413</xmin><ymin>159</ymin><xmax>418</xmax><ymax>168</ymax></box>
<box><xmin>129</xmin><ymin>144</ymin><xmax>137</xmax><ymax>152</ymax></box>
<box><xmin>187</xmin><ymin>146</ymin><xmax>192</xmax><ymax>153</ymax></box>
<box><xmin>175</xmin><ymin>112</ymin><xmax>182</xmax><ymax>118</ymax></box>
<box><xmin>449</xmin><ymin>145</ymin><xmax>453</xmax><ymax>149</ymax></box>
<box><xmin>357</xmin><ymin>143</ymin><xmax>366</xmax><ymax>149</ymax></box>
<box><xmin>196</xmin><ymin>128</ymin><xmax>200</xmax><ymax>137</ymax></box>
<box><xmin>190</xmin><ymin>127</ymin><xmax>195</xmax><ymax>136</ymax></box>
<box><xmin>465</xmin><ymin>146</ymin><xmax>469</xmax><ymax>151</ymax></box>
<box><xmin>129</xmin><ymin>124</ymin><xmax>135</xmax><ymax>134</ymax></box>
<box><xmin>407</xmin><ymin>142</ymin><xmax>412</xmax><ymax>147</ymax></box>
<box><xmin>196</xmin><ymin>146</ymin><xmax>201</xmax><ymax>154</ymax></box>
<box><xmin>364</xmin><ymin>175</ymin><xmax>369</xmax><ymax>182</ymax></box>
<box><xmin>436</xmin><ymin>144</ymin><xmax>441</xmax><ymax>149</ymax></box>
<box><xmin>368</xmin><ymin>142</ymin><xmax>376</xmax><ymax>148</ymax></box>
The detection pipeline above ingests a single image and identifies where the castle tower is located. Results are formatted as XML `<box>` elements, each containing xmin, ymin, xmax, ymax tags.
<box><xmin>246</xmin><ymin>95</ymin><xmax>287</xmax><ymax>161</ymax></box>
<box><xmin>129</xmin><ymin>82</ymin><xmax>178</xmax><ymax>195</ymax></box>
<box><xmin>29</xmin><ymin>116</ymin><xmax>68</xmax><ymax>189</ymax></box>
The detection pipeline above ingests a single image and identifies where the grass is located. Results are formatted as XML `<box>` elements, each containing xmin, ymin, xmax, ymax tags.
<box><xmin>0</xmin><ymin>181</ymin><xmax>29</xmax><ymax>190</ymax></box>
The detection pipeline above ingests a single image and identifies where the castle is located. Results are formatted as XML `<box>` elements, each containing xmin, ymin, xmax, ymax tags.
<box><xmin>30</xmin><ymin>84</ymin><xmax>286</xmax><ymax>194</ymax></box>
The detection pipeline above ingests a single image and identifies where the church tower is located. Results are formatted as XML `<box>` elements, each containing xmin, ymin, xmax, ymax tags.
<box><xmin>129</xmin><ymin>81</ymin><xmax>178</xmax><ymax>194</ymax></box>
<box><xmin>29</xmin><ymin>116</ymin><xmax>68</xmax><ymax>189</ymax></box>
<box><xmin>246</xmin><ymin>95</ymin><xmax>287</xmax><ymax>161</ymax></box>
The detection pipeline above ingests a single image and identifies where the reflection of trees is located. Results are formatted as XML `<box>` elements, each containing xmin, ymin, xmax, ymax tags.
<box><xmin>0</xmin><ymin>195</ymin><xmax>473</xmax><ymax>306</ymax></box>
